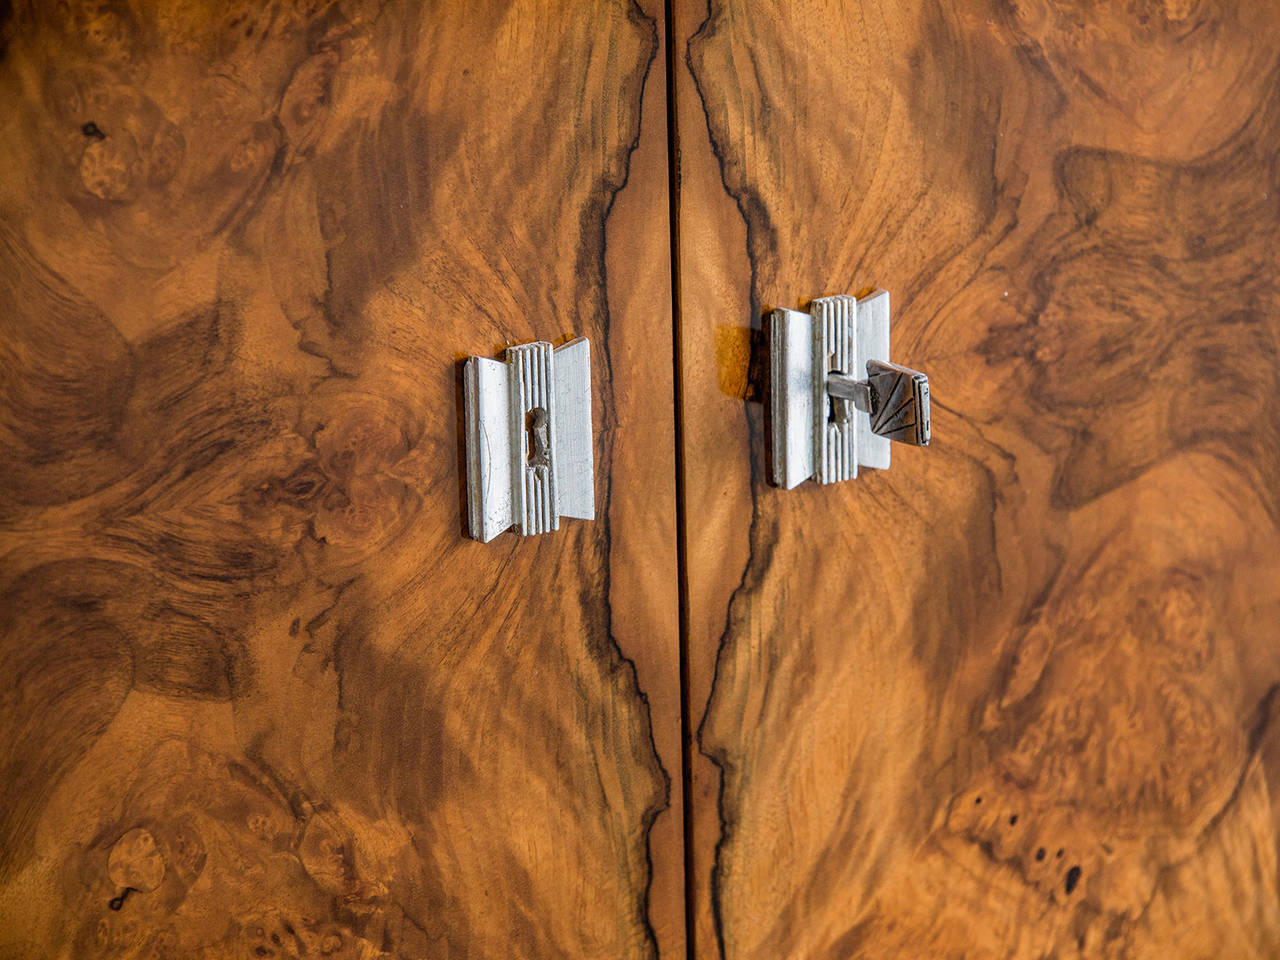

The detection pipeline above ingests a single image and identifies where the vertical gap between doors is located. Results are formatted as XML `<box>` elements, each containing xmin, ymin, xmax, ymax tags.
<box><xmin>662</xmin><ymin>1</ymin><xmax>697</xmax><ymax>958</ymax></box>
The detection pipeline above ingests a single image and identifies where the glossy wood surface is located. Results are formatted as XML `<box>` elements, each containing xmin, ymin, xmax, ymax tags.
<box><xmin>673</xmin><ymin>1</ymin><xmax>1280</xmax><ymax>957</ymax></box>
<box><xmin>0</xmin><ymin>2</ymin><xmax>683</xmax><ymax>957</ymax></box>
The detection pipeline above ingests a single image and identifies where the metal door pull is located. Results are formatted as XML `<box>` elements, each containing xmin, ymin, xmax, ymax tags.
<box><xmin>768</xmin><ymin>291</ymin><xmax>930</xmax><ymax>489</ymax></box>
<box><xmin>463</xmin><ymin>338</ymin><xmax>594</xmax><ymax>541</ymax></box>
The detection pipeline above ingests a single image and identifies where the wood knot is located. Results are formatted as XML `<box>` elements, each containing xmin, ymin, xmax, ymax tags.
<box><xmin>79</xmin><ymin>132</ymin><xmax>140</xmax><ymax>202</ymax></box>
<box><xmin>107</xmin><ymin>827</ymin><xmax>165</xmax><ymax>900</ymax></box>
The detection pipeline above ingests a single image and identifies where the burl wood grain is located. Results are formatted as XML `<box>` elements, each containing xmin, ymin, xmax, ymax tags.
<box><xmin>674</xmin><ymin>1</ymin><xmax>1280</xmax><ymax>957</ymax></box>
<box><xmin>0</xmin><ymin>2</ymin><xmax>683</xmax><ymax>957</ymax></box>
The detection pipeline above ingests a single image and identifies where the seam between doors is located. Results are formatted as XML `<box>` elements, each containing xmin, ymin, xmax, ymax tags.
<box><xmin>663</xmin><ymin>2</ymin><xmax>696</xmax><ymax>958</ymax></box>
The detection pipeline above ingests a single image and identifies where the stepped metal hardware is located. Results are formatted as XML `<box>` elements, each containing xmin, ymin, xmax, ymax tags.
<box><xmin>769</xmin><ymin>291</ymin><xmax>930</xmax><ymax>489</ymax></box>
<box><xmin>463</xmin><ymin>338</ymin><xmax>594</xmax><ymax>541</ymax></box>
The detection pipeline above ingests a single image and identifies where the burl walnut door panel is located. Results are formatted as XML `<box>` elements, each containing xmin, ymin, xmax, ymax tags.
<box><xmin>0</xmin><ymin>2</ymin><xmax>683</xmax><ymax>957</ymax></box>
<box><xmin>673</xmin><ymin>1</ymin><xmax>1280</xmax><ymax>957</ymax></box>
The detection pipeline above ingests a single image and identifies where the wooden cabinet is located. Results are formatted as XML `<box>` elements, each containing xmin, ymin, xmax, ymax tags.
<box><xmin>0</xmin><ymin>2</ymin><xmax>681</xmax><ymax>956</ymax></box>
<box><xmin>674</xmin><ymin>2</ymin><xmax>1280</xmax><ymax>957</ymax></box>
<box><xmin>2</xmin><ymin>2</ymin><xmax>1278</xmax><ymax>958</ymax></box>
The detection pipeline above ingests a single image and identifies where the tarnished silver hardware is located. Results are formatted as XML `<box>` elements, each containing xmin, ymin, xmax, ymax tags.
<box><xmin>864</xmin><ymin>360</ymin><xmax>930</xmax><ymax>447</ymax></box>
<box><xmin>463</xmin><ymin>338</ymin><xmax>594</xmax><ymax>541</ymax></box>
<box><xmin>827</xmin><ymin>362</ymin><xmax>930</xmax><ymax>445</ymax></box>
<box><xmin>768</xmin><ymin>290</ymin><xmax>930</xmax><ymax>489</ymax></box>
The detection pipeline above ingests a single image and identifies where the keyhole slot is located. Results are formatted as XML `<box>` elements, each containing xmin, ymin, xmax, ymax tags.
<box><xmin>827</xmin><ymin>394</ymin><xmax>851</xmax><ymax>424</ymax></box>
<box><xmin>525</xmin><ymin>407</ymin><xmax>550</xmax><ymax>467</ymax></box>
<box><xmin>826</xmin><ymin>354</ymin><xmax>851</xmax><ymax>425</ymax></box>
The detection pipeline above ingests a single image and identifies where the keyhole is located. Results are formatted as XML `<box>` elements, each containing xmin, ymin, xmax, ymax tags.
<box><xmin>525</xmin><ymin>407</ymin><xmax>549</xmax><ymax>466</ymax></box>
<box><xmin>827</xmin><ymin>354</ymin><xmax>851</xmax><ymax>425</ymax></box>
<box><xmin>827</xmin><ymin>395</ymin><xmax>850</xmax><ymax>424</ymax></box>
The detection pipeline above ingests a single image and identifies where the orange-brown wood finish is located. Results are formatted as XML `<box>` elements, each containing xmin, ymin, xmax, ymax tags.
<box><xmin>673</xmin><ymin>1</ymin><xmax>1280</xmax><ymax>957</ymax></box>
<box><xmin>0</xmin><ymin>2</ymin><xmax>683</xmax><ymax>957</ymax></box>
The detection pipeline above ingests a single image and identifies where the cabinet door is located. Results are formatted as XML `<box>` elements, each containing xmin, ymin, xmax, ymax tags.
<box><xmin>673</xmin><ymin>2</ymin><xmax>1280</xmax><ymax>957</ymax></box>
<box><xmin>0</xmin><ymin>2</ymin><xmax>683</xmax><ymax>957</ymax></box>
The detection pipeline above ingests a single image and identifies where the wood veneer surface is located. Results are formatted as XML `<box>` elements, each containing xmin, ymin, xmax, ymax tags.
<box><xmin>673</xmin><ymin>1</ymin><xmax>1280</xmax><ymax>957</ymax></box>
<box><xmin>0</xmin><ymin>2</ymin><xmax>682</xmax><ymax>957</ymax></box>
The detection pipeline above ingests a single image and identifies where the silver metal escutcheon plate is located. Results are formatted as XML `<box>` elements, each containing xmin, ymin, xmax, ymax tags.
<box><xmin>463</xmin><ymin>338</ymin><xmax>594</xmax><ymax>541</ymax></box>
<box><xmin>769</xmin><ymin>290</ymin><xmax>929</xmax><ymax>489</ymax></box>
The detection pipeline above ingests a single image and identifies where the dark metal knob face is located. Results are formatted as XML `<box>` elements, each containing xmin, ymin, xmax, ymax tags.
<box><xmin>824</xmin><ymin>362</ymin><xmax>930</xmax><ymax>447</ymax></box>
<box><xmin>864</xmin><ymin>360</ymin><xmax>930</xmax><ymax>447</ymax></box>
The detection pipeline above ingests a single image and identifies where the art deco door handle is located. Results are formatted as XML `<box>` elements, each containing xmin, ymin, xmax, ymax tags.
<box><xmin>463</xmin><ymin>338</ymin><xmax>595</xmax><ymax>541</ymax></box>
<box><xmin>827</xmin><ymin>360</ymin><xmax>930</xmax><ymax>447</ymax></box>
<box><xmin>768</xmin><ymin>290</ymin><xmax>930</xmax><ymax>489</ymax></box>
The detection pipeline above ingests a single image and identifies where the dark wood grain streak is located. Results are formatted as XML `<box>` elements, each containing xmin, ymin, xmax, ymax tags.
<box><xmin>0</xmin><ymin>2</ymin><xmax>683</xmax><ymax>957</ymax></box>
<box><xmin>674</xmin><ymin>1</ymin><xmax>1280</xmax><ymax>957</ymax></box>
